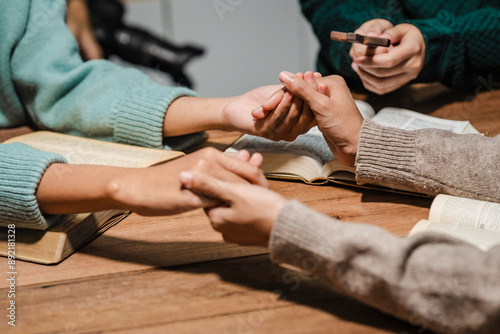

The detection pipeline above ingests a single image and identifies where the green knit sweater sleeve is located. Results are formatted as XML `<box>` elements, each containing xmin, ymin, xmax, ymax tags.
<box><xmin>10</xmin><ymin>0</ymin><xmax>203</xmax><ymax>151</ymax></box>
<box><xmin>300</xmin><ymin>0</ymin><xmax>403</xmax><ymax>85</ymax></box>
<box><xmin>405</xmin><ymin>7</ymin><xmax>500</xmax><ymax>87</ymax></box>
<box><xmin>0</xmin><ymin>143</ymin><xmax>67</xmax><ymax>230</ymax></box>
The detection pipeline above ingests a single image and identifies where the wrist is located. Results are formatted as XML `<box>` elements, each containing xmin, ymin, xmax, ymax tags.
<box><xmin>219</xmin><ymin>95</ymin><xmax>242</xmax><ymax>132</ymax></box>
<box><xmin>163</xmin><ymin>96</ymin><xmax>230</xmax><ymax>136</ymax></box>
<box><xmin>103</xmin><ymin>168</ymin><xmax>146</xmax><ymax>212</ymax></box>
<box><xmin>261</xmin><ymin>194</ymin><xmax>287</xmax><ymax>248</ymax></box>
<box><xmin>346</xmin><ymin>119</ymin><xmax>363</xmax><ymax>167</ymax></box>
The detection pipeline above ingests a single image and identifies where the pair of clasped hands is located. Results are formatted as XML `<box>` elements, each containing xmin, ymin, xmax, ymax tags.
<box><xmin>176</xmin><ymin>71</ymin><xmax>364</xmax><ymax>247</ymax></box>
<box><xmin>38</xmin><ymin>70</ymin><xmax>362</xmax><ymax>249</ymax></box>
<box><xmin>49</xmin><ymin>0</ymin><xmax>358</xmax><ymax>243</ymax></box>
<box><xmin>63</xmin><ymin>0</ymin><xmax>362</xmax><ymax>246</ymax></box>
<box><xmin>349</xmin><ymin>19</ymin><xmax>426</xmax><ymax>95</ymax></box>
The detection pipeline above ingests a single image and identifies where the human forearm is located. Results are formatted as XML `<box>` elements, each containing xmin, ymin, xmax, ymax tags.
<box><xmin>163</xmin><ymin>96</ymin><xmax>233</xmax><ymax>136</ymax></box>
<box><xmin>37</xmin><ymin>147</ymin><xmax>268</xmax><ymax>217</ymax></box>
<box><xmin>280</xmin><ymin>74</ymin><xmax>500</xmax><ymax>199</ymax></box>
<box><xmin>180</xmin><ymin>161</ymin><xmax>500</xmax><ymax>332</ymax></box>
<box><xmin>165</xmin><ymin>84</ymin><xmax>311</xmax><ymax>141</ymax></box>
<box><xmin>66</xmin><ymin>0</ymin><xmax>103</xmax><ymax>60</ymax></box>
<box><xmin>270</xmin><ymin>200</ymin><xmax>500</xmax><ymax>334</ymax></box>
<box><xmin>12</xmin><ymin>0</ymin><xmax>199</xmax><ymax>150</ymax></box>
<box><xmin>356</xmin><ymin>120</ymin><xmax>500</xmax><ymax>203</ymax></box>
<box><xmin>36</xmin><ymin>163</ymin><xmax>127</xmax><ymax>215</ymax></box>
<box><xmin>0</xmin><ymin>143</ymin><xmax>66</xmax><ymax>229</ymax></box>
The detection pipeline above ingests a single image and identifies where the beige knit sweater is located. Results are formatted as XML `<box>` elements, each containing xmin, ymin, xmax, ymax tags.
<box><xmin>270</xmin><ymin>120</ymin><xmax>500</xmax><ymax>334</ymax></box>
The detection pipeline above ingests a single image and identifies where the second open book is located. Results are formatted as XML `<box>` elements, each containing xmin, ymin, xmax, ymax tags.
<box><xmin>226</xmin><ymin>101</ymin><xmax>480</xmax><ymax>195</ymax></box>
<box><xmin>410</xmin><ymin>194</ymin><xmax>500</xmax><ymax>251</ymax></box>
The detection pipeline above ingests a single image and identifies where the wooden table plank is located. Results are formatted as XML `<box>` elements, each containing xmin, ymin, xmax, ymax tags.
<box><xmin>0</xmin><ymin>209</ymin><xmax>266</xmax><ymax>289</ymax></box>
<box><xmin>3</xmin><ymin>255</ymin><xmax>422</xmax><ymax>334</ymax></box>
<box><xmin>0</xmin><ymin>181</ymin><xmax>430</xmax><ymax>289</ymax></box>
<box><xmin>1</xmin><ymin>85</ymin><xmax>499</xmax><ymax>334</ymax></box>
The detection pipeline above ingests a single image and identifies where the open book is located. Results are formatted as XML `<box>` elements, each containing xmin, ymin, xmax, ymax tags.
<box><xmin>0</xmin><ymin>132</ymin><xmax>184</xmax><ymax>264</ymax></box>
<box><xmin>410</xmin><ymin>194</ymin><xmax>500</xmax><ymax>250</ymax></box>
<box><xmin>226</xmin><ymin>101</ymin><xmax>480</xmax><ymax>195</ymax></box>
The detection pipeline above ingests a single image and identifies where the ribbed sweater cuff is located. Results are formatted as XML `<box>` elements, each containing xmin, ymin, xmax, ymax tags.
<box><xmin>270</xmin><ymin>200</ymin><xmax>337</xmax><ymax>269</ymax></box>
<box><xmin>112</xmin><ymin>84</ymin><xmax>203</xmax><ymax>150</ymax></box>
<box><xmin>356</xmin><ymin>120</ymin><xmax>418</xmax><ymax>187</ymax></box>
<box><xmin>0</xmin><ymin>143</ymin><xmax>67</xmax><ymax>230</ymax></box>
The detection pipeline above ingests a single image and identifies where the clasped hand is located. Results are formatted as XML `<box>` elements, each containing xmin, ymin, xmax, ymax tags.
<box><xmin>349</xmin><ymin>19</ymin><xmax>426</xmax><ymax>95</ymax></box>
<box><xmin>272</xmin><ymin>71</ymin><xmax>364</xmax><ymax>167</ymax></box>
<box><xmin>221</xmin><ymin>73</ymin><xmax>322</xmax><ymax>142</ymax></box>
<box><xmin>108</xmin><ymin>148</ymin><xmax>268</xmax><ymax>216</ymax></box>
<box><xmin>180</xmin><ymin>72</ymin><xmax>364</xmax><ymax>247</ymax></box>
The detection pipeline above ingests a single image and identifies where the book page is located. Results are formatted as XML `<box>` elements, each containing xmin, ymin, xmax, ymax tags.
<box><xmin>409</xmin><ymin>220</ymin><xmax>500</xmax><ymax>251</ymax></box>
<box><xmin>255</xmin><ymin>152</ymin><xmax>324</xmax><ymax>182</ymax></box>
<box><xmin>428</xmin><ymin>194</ymin><xmax>500</xmax><ymax>231</ymax></box>
<box><xmin>354</xmin><ymin>100</ymin><xmax>376</xmax><ymax>119</ymax></box>
<box><xmin>462</xmin><ymin>122</ymin><xmax>481</xmax><ymax>134</ymax></box>
<box><xmin>227</xmin><ymin>126</ymin><xmax>334</xmax><ymax>165</ymax></box>
<box><xmin>322</xmin><ymin>160</ymin><xmax>356</xmax><ymax>180</ymax></box>
<box><xmin>372</xmin><ymin>108</ymin><xmax>479</xmax><ymax>134</ymax></box>
<box><xmin>5</xmin><ymin>131</ymin><xmax>184</xmax><ymax>167</ymax></box>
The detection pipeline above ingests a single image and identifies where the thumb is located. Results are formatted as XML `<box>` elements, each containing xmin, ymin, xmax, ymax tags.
<box><xmin>179</xmin><ymin>171</ymin><xmax>234</xmax><ymax>204</ymax></box>
<box><xmin>278</xmin><ymin>71</ymin><xmax>331</xmax><ymax>116</ymax></box>
<box><xmin>379</xmin><ymin>24</ymin><xmax>409</xmax><ymax>45</ymax></box>
<box><xmin>252</xmin><ymin>87</ymin><xmax>286</xmax><ymax>119</ymax></box>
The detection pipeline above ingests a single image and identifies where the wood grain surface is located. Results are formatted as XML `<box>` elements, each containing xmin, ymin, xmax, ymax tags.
<box><xmin>1</xmin><ymin>84</ymin><xmax>499</xmax><ymax>334</ymax></box>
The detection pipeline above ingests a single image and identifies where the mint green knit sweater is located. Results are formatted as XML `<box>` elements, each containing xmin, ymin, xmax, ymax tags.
<box><xmin>0</xmin><ymin>0</ymin><xmax>203</xmax><ymax>229</ymax></box>
<box><xmin>300</xmin><ymin>0</ymin><xmax>500</xmax><ymax>88</ymax></box>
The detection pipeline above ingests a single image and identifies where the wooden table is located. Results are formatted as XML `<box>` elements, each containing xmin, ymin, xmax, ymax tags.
<box><xmin>1</xmin><ymin>85</ymin><xmax>499</xmax><ymax>334</ymax></box>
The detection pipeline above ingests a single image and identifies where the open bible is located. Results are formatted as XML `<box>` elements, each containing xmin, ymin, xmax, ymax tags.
<box><xmin>226</xmin><ymin>101</ymin><xmax>480</xmax><ymax>195</ymax></box>
<box><xmin>0</xmin><ymin>131</ymin><xmax>184</xmax><ymax>264</ymax></box>
<box><xmin>410</xmin><ymin>194</ymin><xmax>500</xmax><ymax>250</ymax></box>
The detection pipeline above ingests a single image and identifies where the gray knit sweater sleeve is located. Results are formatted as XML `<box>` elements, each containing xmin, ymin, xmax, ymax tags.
<box><xmin>270</xmin><ymin>121</ymin><xmax>500</xmax><ymax>333</ymax></box>
<box><xmin>356</xmin><ymin>120</ymin><xmax>500</xmax><ymax>203</ymax></box>
<box><xmin>271</xmin><ymin>200</ymin><xmax>500</xmax><ymax>334</ymax></box>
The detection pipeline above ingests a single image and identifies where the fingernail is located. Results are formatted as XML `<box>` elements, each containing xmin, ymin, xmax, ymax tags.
<box><xmin>254</xmin><ymin>106</ymin><xmax>263</xmax><ymax>113</ymax></box>
<box><xmin>179</xmin><ymin>172</ymin><xmax>193</xmax><ymax>187</ymax></box>
<box><xmin>319</xmin><ymin>83</ymin><xmax>328</xmax><ymax>94</ymax></box>
<box><xmin>353</xmin><ymin>56</ymin><xmax>365</xmax><ymax>64</ymax></box>
<box><xmin>251</xmin><ymin>106</ymin><xmax>264</xmax><ymax>119</ymax></box>
<box><xmin>280</xmin><ymin>71</ymin><xmax>293</xmax><ymax>83</ymax></box>
<box><xmin>351</xmin><ymin>63</ymin><xmax>359</xmax><ymax>72</ymax></box>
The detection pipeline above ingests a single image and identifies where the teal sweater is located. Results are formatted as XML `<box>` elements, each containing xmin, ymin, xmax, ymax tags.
<box><xmin>301</xmin><ymin>0</ymin><xmax>500</xmax><ymax>88</ymax></box>
<box><xmin>0</xmin><ymin>0</ymin><xmax>204</xmax><ymax>229</ymax></box>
